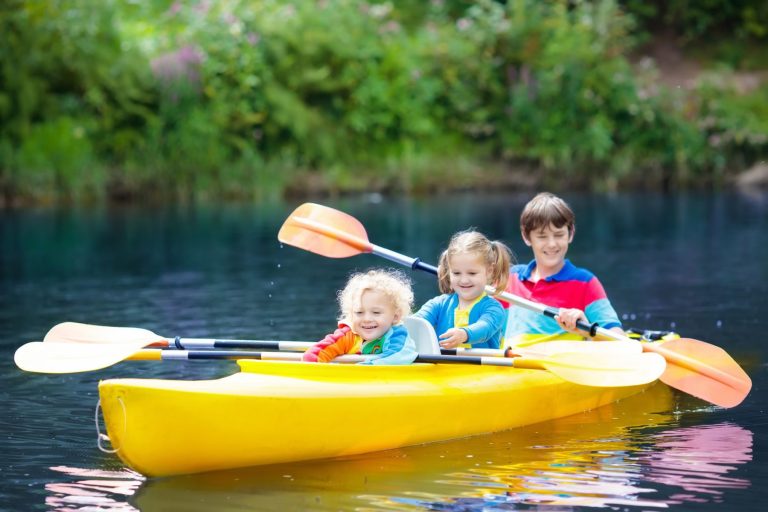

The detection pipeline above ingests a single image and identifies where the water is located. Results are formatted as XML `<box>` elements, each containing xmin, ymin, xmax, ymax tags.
<box><xmin>1</xmin><ymin>192</ymin><xmax>767</xmax><ymax>511</ymax></box>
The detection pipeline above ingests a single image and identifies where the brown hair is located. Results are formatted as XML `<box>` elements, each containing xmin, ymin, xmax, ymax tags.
<box><xmin>520</xmin><ymin>192</ymin><xmax>575</xmax><ymax>238</ymax></box>
<box><xmin>436</xmin><ymin>230</ymin><xmax>513</xmax><ymax>295</ymax></box>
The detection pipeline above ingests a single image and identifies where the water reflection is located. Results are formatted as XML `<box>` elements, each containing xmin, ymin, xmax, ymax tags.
<box><xmin>643</xmin><ymin>423</ymin><xmax>752</xmax><ymax>504</ymax></box>
<box><xmin>37</xmin><ymin>383</ymin><xmax>752</xmax><ymax>511</ymax></box>
<box><xmin>410</xmin><ymin>419</ymin><xmax>753</xmax><ymax>510</ymax></box>
<box><xmin>6</xmin><ymin>193</ymin><xmax>765</xmax><ymax>511</ymax></box>
<box><xmin>45</xmin><ymin>466</ymin><xmax>143</xmax><ymax>511</ymax></box>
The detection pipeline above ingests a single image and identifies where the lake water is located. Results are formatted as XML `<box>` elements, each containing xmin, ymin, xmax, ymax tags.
<box><xmin>1</xmin><ymin>192</ymin><xmax>767</xmax><ymax>511</ymax></box>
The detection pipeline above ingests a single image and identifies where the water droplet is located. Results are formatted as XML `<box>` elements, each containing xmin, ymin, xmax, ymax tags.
<box><xmin>270</xmin><ymin>281</ymin><xmax>274</xmax><ymax>286</ymax></box>
<box><xmin>670</xmin><ymin>321</ymin><xmax>676</xmax><ymax>328</ymax></box>
<box><xmin>716</xmin><ymin>320</ymin><xmax>722</xmax><ymax>328</ymax></box>
<box><xmin>268</xmin><ymin>293</ymin><xmax>272</xmax><ymax>298</ymax></box>
<box><xmin>630</xmin><ymin>313</ymin><xmax>637</xmax><ymax>320</ymax></box>
<box><xmin>277</xmin><ymin>263</ymin><xmax>282</xmax><ymax>269</ymax></box>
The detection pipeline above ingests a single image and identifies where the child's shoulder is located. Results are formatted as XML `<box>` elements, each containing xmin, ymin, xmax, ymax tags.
<box><xmin>559</xmin><ymin>260</ymin><xmax>597</xmax><ymax>283</ymax></box>
<box><xmin>479</xmin><ymin>294</ymin><xmax>505</xmax><ymax>311</ymax></box>
<box><xmin>510</xmin><ymin>261</ymin><xmax>533</xmax><ymax>278</ymax></box>
<box><xmin>421</xmin><ymin>292</ymin><xmax>458</xmax><ymax>308</ymax></box>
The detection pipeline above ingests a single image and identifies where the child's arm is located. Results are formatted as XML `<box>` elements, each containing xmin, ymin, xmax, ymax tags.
<box><xmin>359</xmin><ymin>326</ymin><xmax>418</xmax><ymax>365</ymax></box>
<box><xmin>302</xmin><ymin>325</ymin><xmax>357</xmax><ymax>362</ymax></box>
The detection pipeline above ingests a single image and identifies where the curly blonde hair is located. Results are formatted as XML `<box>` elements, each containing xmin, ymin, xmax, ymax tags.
<box><xmin>437</xmin><ymin>230</ymin><xmax>513</xmax><ymax>294</ymax></box>
<box><xmin>337</xmin><ymin>269</ymin><xmax>414</xmax><ymax>324</ymax></box>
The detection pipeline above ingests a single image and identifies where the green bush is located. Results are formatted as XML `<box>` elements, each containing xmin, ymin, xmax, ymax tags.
<box><xmin>1</xmin><ymin>0</ymin><xmax>766</xmax><ymax>202</ymax></box>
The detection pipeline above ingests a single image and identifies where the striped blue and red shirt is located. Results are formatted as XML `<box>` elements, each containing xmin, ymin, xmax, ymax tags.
<box><xmin>502</xmin><ymin>259</ymin><xmax>621</xmax><ymax>340</ymax></box>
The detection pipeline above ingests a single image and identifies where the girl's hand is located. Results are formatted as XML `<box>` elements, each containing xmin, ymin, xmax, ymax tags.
<box><xmin>555</xmin><ymin>308</ymin><xmax>588</xmax><ymax>333</ymax></box>
<box><xmin>439</xmin><ymin>328</ymin><xmax>468</xmax><ymax>349</ymax></box>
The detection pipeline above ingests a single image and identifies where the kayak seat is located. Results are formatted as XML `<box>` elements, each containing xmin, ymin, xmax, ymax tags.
<box><xmin>403</xmin><ymin>316</ymin><xmax>440</xmax><ymax>355</ymax></box>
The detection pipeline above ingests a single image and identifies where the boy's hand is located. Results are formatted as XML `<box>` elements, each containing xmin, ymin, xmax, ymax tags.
<box><xmin>555</xmin><ymin>308</ymin><xmax>588</xmax><ymax>333</ymax></box>
<box><xmin>439</xmin><ymin>328</ymin><xmax>468</xmax><ymax>349</ymax></box>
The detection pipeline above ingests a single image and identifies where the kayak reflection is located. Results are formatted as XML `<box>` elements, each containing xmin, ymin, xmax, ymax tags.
<box><xmin>642</xmin><ymin>422</ymin><xmax>752</xmax><ymax>503</ymax></box>
<box><xmin>42</xmin><ymin>383</ymin><xmax>753</xmax><ymax>511</ymax></box>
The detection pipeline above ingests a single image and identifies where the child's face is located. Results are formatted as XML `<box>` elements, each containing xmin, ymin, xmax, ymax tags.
<box><xmin>524</xmin><ymin>223</ymin><xmax>573</xmax><ymax>272</ymax></box>
<box><xmin>448</xmin><ymin>252</ymin><xmax>489</xmax><ymax>303</ymax></box>
<box><xmin>350</xmin><ymin>289</ymin><xmax>400</xmax><ymax>342</ymax></box>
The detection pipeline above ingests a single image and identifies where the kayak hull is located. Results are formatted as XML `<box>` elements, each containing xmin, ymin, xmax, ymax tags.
<box><xmin>99</xmin><ymin>360</ymin><xmax>648</xmax><ymax>477</ymax></box>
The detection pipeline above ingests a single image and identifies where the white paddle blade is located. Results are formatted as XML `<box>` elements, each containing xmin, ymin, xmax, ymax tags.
<box><xmin>44</xmin><ymin>322</ymin><xmax>165</xmax><ymax>346</ymax></box>
<box><xmin>14</xmin><ymin>341</ymin><xmax>146</xmax><ymax>373</ymax></box>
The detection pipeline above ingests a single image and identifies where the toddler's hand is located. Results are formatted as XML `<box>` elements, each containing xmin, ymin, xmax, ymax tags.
<box><xmin>555</xmin><ymin>308</ymin><xmax>587</xmax><ymax>333</ymax></box>
<box><xmin>439</xmin><ymin>328</ymin><xmax>468</xmax><ymax>349</ymax></box>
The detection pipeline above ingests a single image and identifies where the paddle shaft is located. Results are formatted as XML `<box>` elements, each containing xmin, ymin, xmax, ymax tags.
<box><xmin>162</xmin><ymin>337</ymin><xmax>518</xmax><ymax>358</ymax></box>
<box><xmin>131</xmin><ymin>350</ymin><xmax>362</xmax><ymax>363</ymax></box>
<box><xmin>130</xmin><ymin>349</ymin><xmax>542</xmax><ymax>368</ymax></box>
<box><xmin>162</xmin><ymin>338</ymin><xmax>313</xmax><ymax>351</ymax></box>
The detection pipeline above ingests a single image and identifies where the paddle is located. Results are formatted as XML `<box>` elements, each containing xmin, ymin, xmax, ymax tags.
<box><xmin>13</xmin><ymin>341</ymin><xmax>361</xmax><ymax>373</ymax></box>
<box><xmin>40</xmin><ymin>321</ymin><xmax>642</xmax><ymax>357</ymax></box>
<box><xmin>278</xmin><ymin>202</ymin><xmax>752</xmax><ymax>408</ymax></box>
<box><xmin>14</xmin><ymin>321</ymin><xmax>643</xmax><ymax>375</ymax></box>
<box><xmin>14</xmin><ymin>342</ymin><xmax>665</xmax><ymax>387</ymax></box>
<box><xmin>43</xmin><ymin>322</ymin><xmax>314</xmax><ymax>351</ymax></box>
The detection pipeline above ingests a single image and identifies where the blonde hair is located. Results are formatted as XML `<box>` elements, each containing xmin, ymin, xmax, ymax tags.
<box><xmin>437</xmin><ymin>230</ymin><xmax>513</xmax><ymax>294</ymax></box>
<box><xmin>337</xmin><ymin>269</ymin><xmax>414</xmax><ymax>324</ymax></box>
<box><xmin>520</xmin><ymin>192</ymin><xmax>575</xmax><ymax>238</ymax></box>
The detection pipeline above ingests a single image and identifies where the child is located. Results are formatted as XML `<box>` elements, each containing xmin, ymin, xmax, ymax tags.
<box><xmin>504</xmin><ymin>192</ymin><xmax>624</xmax><ymax>343</ymax></box>
<box><xmin>302</xmin><ymin>269</ymin><xmax>418</xmax><ymax>365</ymax></box>
<box><xmin>414</xmin><ymin>230</ymin><xmax>512</xmax><ymax>349</ymax></box>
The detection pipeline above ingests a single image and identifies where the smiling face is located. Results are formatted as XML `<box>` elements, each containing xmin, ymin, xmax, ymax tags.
<box><xmin>523</xmin><ymin>223</ymin><xmax>574</xmax><ymax>277</ymax></box>
<box><xmin>350</xmin><ymin>289</ymin><xmax>400</xmax><ymax>342</ymax></box>
<box><xmin>447</xmin><ymin>252</ymin><xmax>490</xmax><ymax>306</ymax></box>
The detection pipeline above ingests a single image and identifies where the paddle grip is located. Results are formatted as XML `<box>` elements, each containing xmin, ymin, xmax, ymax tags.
<box><xmin>543</xmin><ymin>307</ymin><xmax>598</xmax><ymax>337</ymax></box>
<box><xmin>411</xmin><ymin>258</ymin><xmax>438</xmax><ymax>275</ymax></box>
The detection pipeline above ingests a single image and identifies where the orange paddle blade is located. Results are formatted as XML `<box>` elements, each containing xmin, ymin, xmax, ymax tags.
<box><xmin>647</xmin><ymin>338</ymin><xmax>751</xmax><ymax>408</ymax></box>
<box><xmin>278</xmin><ymin>203</ymin><xmax>372</xmax><ymax>258</ymax></box>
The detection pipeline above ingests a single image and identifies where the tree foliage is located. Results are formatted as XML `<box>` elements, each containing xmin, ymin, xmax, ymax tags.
<box><xmin>1</xmin><ymin>0</ymin><xmax>766</xmax><ymax>203</ymax></box>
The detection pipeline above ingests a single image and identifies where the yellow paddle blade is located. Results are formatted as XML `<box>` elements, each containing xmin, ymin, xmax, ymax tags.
<box><xmin>44</xmin><ymin>322</ymin><xmax>167</xmax><ymax>346</ymax></box>
<box><xmin>278</xmin><ymin>203</ymin><xmax>372</xmax><ymax>258</ymax></box>
<box><xmin>515</xmin><ymin>352</ymin><xmax>667</xmax><ymax>387</ymax></box>
<box><xmin>14</xmin><ymin>341</ymin><xmax>150</xmax><ymax>373</ymax></box>
<box><xmin>647</xmin><ymin>338</ymin><xmax>752</xmax><ymax>408</ymax></box>
<box><xmin>514</xmin><ymin>340</ymin><xmax>643</xmax><ymax>357</ymax></box>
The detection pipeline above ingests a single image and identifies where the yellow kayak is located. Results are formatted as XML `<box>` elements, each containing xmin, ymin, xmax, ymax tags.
<box><xmin>99</xmin><ymin>359</ymin><xmax>650</xmax><ymax>477</ymax></box>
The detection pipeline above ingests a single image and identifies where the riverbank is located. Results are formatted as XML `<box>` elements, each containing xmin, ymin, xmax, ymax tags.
<box><xmin>2</xmin><ymin>1</ymin><xmax>766</xmax><ymax>206</ymax></box>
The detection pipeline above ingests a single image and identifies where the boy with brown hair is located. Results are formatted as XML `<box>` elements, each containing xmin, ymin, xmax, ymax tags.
<box><xmin>503</xmin><ymin>192</ymin><xmax>624</xmax><ymax>343</ymax></box>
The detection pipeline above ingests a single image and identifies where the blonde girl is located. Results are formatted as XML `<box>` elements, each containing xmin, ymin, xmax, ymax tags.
<box><xmin>414</xmin><ymin>230</ymin><xmax>513</xmax><ymax>349</ymax></box>
<box><xmin>302</xmin><ymin>269</ymin><xmax>418</xmax><ymax>364</ymax></box>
